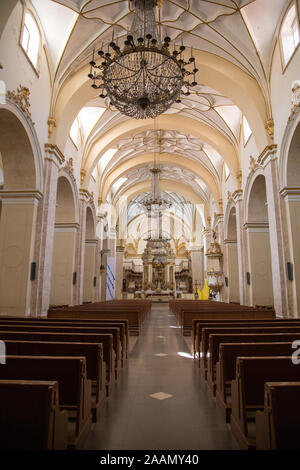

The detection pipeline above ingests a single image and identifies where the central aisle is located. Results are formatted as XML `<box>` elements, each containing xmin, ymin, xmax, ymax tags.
<box><xmin>85</xmin><ymin>304</ymin><xmax>238</xmax><ymax>450</ymax></box>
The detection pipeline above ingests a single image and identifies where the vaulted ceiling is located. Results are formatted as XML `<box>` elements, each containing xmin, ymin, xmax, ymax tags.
<box><xmin>29</xmin><ymin>0</ymin><xmax>289</xmax><ymax>228</ymax></box>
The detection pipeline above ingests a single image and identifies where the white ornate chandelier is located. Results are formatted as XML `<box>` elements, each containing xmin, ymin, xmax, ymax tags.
<box><xmin>88</xmin><ymin>0</ymin><xmax>198</xmax><ymax>119</ymax></box>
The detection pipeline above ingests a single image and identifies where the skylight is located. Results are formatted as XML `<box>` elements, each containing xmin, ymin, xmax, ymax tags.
<box><xmin>242</xmin><ymin>115</ymin><xmax>252</xmax><ymax>144</ymax></box>
<box><xmin>280</xmin><ymin>3</ymin><xmax>300</xmax><ymax>67</ymax></box>
<box><xmin>21</xmin><ymin>12</ymin><xmax>41</xmax><ymax>69</ymax></box>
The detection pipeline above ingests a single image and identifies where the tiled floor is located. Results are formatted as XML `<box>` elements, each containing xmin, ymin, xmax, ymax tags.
<box><xmin>84</xmin><ymin>304</ymin><xmax>238</xmax><ymax>450</ymax></box>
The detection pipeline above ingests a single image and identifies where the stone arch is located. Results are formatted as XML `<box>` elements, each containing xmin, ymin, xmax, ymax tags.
<box><xmin>52</xmin><ymin>51</ymin><xmax>270</xmax><ymax>155</ymax></box>
<box><xmin>83</xmin><ymin>205</ymin><xmax>97</xmax><ymax>303</ymax></box>
<box><xmin>244</xmin><ymin>172</ymin><xmax>274</xmax><ymax>308</ymax></box>
<box><xmin>0</xmin><ymin>102</ymin><xmax>43</xmax><ymax>192</ymax></box>
<box><xmin>0</xmin><ymin>105</ymin><xmax>43</xmax><ymax>316</ymax></box>
<box><xmin>101</xmin><ymin>152</ymin><xmax>218</xmax><ymax>203</ymax></box>
<box><xmin>84</xmin><ymin>115</ymin><xmax>239</xmax><ymax>180</ymax></box>
<box><xmin>50</xmin><ymin>174</ymin><xmax>79</xmax><ymax>307</ymax></box>
<box><xmin>279</xmin><ymin>112</ymin><xmax>300</xmax><ymax>316</ymax></box>
<box><xmin>224</xmin><ymin>202</ymin><xmax>239</xmax><ymax>303</ymax></box>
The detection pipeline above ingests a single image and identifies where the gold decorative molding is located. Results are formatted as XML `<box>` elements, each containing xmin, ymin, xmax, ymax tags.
<box><xmin>218</xmin><ymin>198</ymin><xmax>223</xmax><ymax>213</ymax></box>
<box><xmin>80</xmin><ymin>188</ymin><xmax>95</xmax><ymax>207</ymax></box>
<box><xmin>236</xmin><ymin>170</ymin><xmax>242</xmax><ymax>189</ymax></box>
<box><xmin>44</xmin><ymin>143</ymin><xmax>65</xmax><ymax>167</ymax></box>
<box><xmin>227</xmin><ymin>191</ymin><xmax>234</xmax><ymax>204</ymax></box>
<box><xmin>47</xmin><ymin>117</ymin><xmax>56</xmax><ymax>138</ymax></box>
<box><xmin>257</xmin><ymin>144</ymin><xmax>277</xmax><ymax>167</ymax></box>
<box><xmin>249</xmin><ymin>155</ymin><xmax>259</xmax><ymax>173</ymax></box>
<box><xmin>98</xmin><ymin>197</ymin><xmax>103</xmax><ymax>207</ymax></box>
<box><xmin>265</xmin><ymin>119</ymin><xmax>274</xmax><ymax>141</ymax></box>
<box><xmin>7</xmin><ymin>85</ymin><xmax>34</xmax><ymax>125</ymax></box>
<box><xmin>232</xmin><ymin>188</ymin><xmax>243</xmax><ymax>202</ymax></box>
<box><xmin>80</xmin><ymin>169</ymin><xmax>86</xmax><ymax>186</ymax></box>
<box><xmin>65</xmin><ymin>157</ymin><xmax>74</xmax><ymax>173</ymax></box>
<box><xmin>289</xmin><ymin>80</ymin><xmax>300</xmax><ymax>122</ymax></box>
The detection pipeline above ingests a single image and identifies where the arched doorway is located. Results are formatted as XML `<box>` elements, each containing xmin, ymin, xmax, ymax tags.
<box><xmin>284</xmin><ymin>121</ymin><xmax>300</xmax><ymax>316</ymax></box>
<box><xmin>50</xmin><ymin>175</ymin><xmax>78</xmax><ymax>307</ymax></box>
<box><xmin>246</xmin><ymin>174</ymin><xmax>274</xmax><ymax>307</ymax></box>
<box><xmin>224</xmin><ymin>206</ymin><xmax>240</xmax><ymax>303</ymax></box>
<box><xmin>0</xmin><ymin>108</ymin><xmax>40</xmax><ymax>315</ymax></box>
<box><xmin>83</xmin><ymin>206</ymin><xmax>97</xmax><ymax>303</ymax></box>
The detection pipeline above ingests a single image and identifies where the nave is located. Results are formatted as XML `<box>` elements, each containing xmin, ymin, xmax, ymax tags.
<box><xmin>85</xmin><ymin>304</ymin><xmax>237</xmax><ymax>450</ymax></box>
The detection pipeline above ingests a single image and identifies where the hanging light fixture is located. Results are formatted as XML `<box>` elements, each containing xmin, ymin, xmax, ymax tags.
<box><xmin>139</xmin><ymin>129</ymin><xmax>172</xmax><ymax>214</ymax></box>
<box><xmin>88</xmin><ymin>0</ymin><xmax>198</xmax><ymax>119</ymax></box>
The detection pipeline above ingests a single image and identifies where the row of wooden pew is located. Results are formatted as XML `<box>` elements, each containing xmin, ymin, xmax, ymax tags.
<box><xmin>0</xmin><ymin>299</ymin><xmax>151</xmax><ymax>450</ymax></box>
<box><xmin>169</xmin><ymin>300</ymin><xmax>300</xmax><ymax>450</ymax></box>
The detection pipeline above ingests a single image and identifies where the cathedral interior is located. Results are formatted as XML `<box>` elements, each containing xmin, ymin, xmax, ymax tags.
<box><xmin>0</xmin><ymin>0</ymin><xmax>300</xmax><ymax>453</ymax></box>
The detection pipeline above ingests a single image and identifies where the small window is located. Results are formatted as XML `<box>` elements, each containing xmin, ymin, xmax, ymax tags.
<box><xmin>70</xmin><ymin>117</ymin><xmax>80</xmax><ymax>147</ymax></box>
<box><xmin>280</xmin><ymin>3</ymin><xmax>300</xmax><ymax>68</ymax></box>
<box><xmin>20</xmin><ymin>12</ymin><xmax>41</xmax><ymax>70</ymax></box>
<box><xmin>242</xmin><ymin>115</ymin><xmax>252</xmax><ymax>145</ymax></box>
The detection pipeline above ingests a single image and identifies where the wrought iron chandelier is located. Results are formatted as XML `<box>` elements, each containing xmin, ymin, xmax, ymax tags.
<box><xmin>88</xmin><ymin>0</ymin><xmax>198</xmax><ymax>119</ymax></box>
<box><xmin>139</xmin><ymin>131</ymin><xmax>172</xmax><ymax>214</ymax></box>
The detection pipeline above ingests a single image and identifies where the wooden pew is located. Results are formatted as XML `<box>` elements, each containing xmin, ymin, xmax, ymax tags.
<box><xmin>48</xmin><ymin>299</ymin><xmax>151</xmax><ymax>335</ymax></box>
<box><xmin>200</xmin><ymin>326</ymin><xmax>300</xmax><ymax>379</ymax></box>
<box><xmin>48</xmin><ymin>309</ymin><xmax>144</xmax><ymax>336</ymax></box>
<box><xmin>205</xmin><ymin>332</ymin><xmax>300</xmax><ymax>388</ymax></box>
<box><xmin>0</xmin><ymin>380</ymin><xmax>69</xmax><ymax>450</ymax></box>
<box><xmin>0</xmin><ymin>324</ymin><xmax>121</xmax><ymax>380</ymax></box>
<box><xmin>0</xmin><ymin>318</ymin><xmax>128</xmax><ymax>363</ymax></box>
<box><xmin>169</xmin><ymin>300</ymin><xmax>275</xmax><ymax>334</ymax></box>
<box><xmin>0</xmin><ymin>356</ymin><xmax>92</xmax><ymax>449</ymax></box>
<box><xmin>230</xmin><ymin>357</ymin><xmax>300</xmax><ymax>449</ymax></box>
<box><xmin>215</xmin><ymin>342</ymin><xmax>294</xmax><ymax>422</ymax></box>
<box><xmin>256</xmin><ymin>382</ymin><xmax>300</xmax><ymax>450</ymax></box>
<box><xmin>192</xmin><ymin>319</ymin><xmax>300</xmax><ymax>357</ymax></box>
<box><xmin>4</xmin><ymin>340</ymin><xmax>106</xmax><ymax>422</ymax></box>
<box><xmin>0</xmin><ymin>331</ymin><xmax>114</xmax><ymax>395</ymax></box>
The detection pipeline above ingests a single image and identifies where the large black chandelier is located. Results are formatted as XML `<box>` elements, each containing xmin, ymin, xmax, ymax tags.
<box><xmin>88</xmin><ymin>0</ymin><xmax>198</xmax><ymax>119</ymax></box>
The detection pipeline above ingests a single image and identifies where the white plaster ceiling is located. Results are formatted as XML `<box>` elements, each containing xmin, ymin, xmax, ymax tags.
<box><xmin>28</xmin><ymin>0</ymin><xmax>289</xmax><ymax>208</ymax></box>
<box><xmin>111</xmin><ymin>162</ymin><xmax>209</xmax><ymax>203</ymax></box>
<box><xmin>39</xmin><ymin>0</ymin><xmax>288</xmax><ymax>104</ymax></box>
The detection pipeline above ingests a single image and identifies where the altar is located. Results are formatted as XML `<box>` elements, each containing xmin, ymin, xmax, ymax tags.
<box><xmin>145</xmin><ymin>290</ymin><xmax>174</xmax><ymax>302</ymax></box>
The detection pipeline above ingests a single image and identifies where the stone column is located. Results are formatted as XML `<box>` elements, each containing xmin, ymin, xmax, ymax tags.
<box><xmin>234</xmin><ymin>190</ymin><xmax>248</xmax><ymax>305</ymax></box>
<box><xmin>115</xmin><ymin>245</ymin><xmax>125</xmax><ymax>299</ymax></box>
<box><xmin>94</xmin><ymin>239</ymin><xmax>101</xmax><ymax>302</ymax></box>
<box><xmin>148</xmin><ymin>263</ymin><xmax>153</xmax><ymax>286</ymax></box>
<box><xmin>258</xmin><ymin>147</ymin><xmax>289</xmax><ymax>316</ymax></box>
<box><xmin>223</xmin><ymin>240</ymin><xmax>239</xmax><ymax>303</ymax></box>
<box><xmin>202</xmin><ymin>229</ymin><xmax>211</xmax><ymax>277</ymax></box>
<box><xmin>50</xmin><ymin>223</ymin><xmax>79</xmax><ymax>307</ymax></box>
<box><xmin>83</xmin><ymin>239</ymin><xmax>98</xmax><ymax>303</ymax></box>
<box><xmin>73</xmin><ymin>190</ymin><xmax>88</xmax><ymax>305</ymax></box>
<box><xmin>244</xmin><ymin>222</ymin><xmax>273</xmax><ymax>308</ymax></box>
<box><xmin>190</xmin><ymin>246</ymin><xmax>204</xmax><ymax>288</ymax></box>
<box><xmin>165</xmin><ymin>263</ymin><xmax>170</xmax><ymax>286</ymax></box>
<box><xmin>34</xmin><ymin>147</ymin><xmax>63</xmax><ymax>316</ymax></box>
<box><xmin>0</xmin><ymin>191</ymin><xmax>42</xmax><ymax>316</ymax></box>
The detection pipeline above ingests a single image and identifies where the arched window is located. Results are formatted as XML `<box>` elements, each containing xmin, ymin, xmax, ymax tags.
<box><xmin>20</xmin><ymin>11</ymin><xmax>41</xmax><ymax>70</ymax></box>
<box><xmin>242</xmin><ymin>115</ymin><xmax>252</xmax><ymax>145</ymax></box>
<box><xmin>280</xmin><ymin>2</ymin><xmax>300</xmax><ymax>68</ymax></box>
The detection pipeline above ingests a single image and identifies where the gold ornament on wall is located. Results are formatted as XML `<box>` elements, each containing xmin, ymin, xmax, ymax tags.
<box><xmin>80</xmin><ymin>169</ymin><xmax>86</xmax><ymax>186</ymax></box>
<box><xmin>265</xmin><ymin>118</ymin><xmax>274</xmax><ymax>141</ymax></box>
<box><xmin>289</xmin><ymin>80</ymin><xmax>300</xmax><ymax>122</ymax></box>
<box><xmin>47</xmin><ymin>117</ymin><xmax>56</xmax><ymax>138</ymax></box>
<box><xmin>7</xmin><ymin>85</ymin><xmax>34</xmax><ymax>125</ymax></box>
<box><xmin>65</xmin><ymin>158</ymin><xmax>74</xmax><ymax>173</ymax></box>
<box><xmin>249</xmin><ymin>155</ymin><xmax>259</xmax><ymax>173</ymax></box>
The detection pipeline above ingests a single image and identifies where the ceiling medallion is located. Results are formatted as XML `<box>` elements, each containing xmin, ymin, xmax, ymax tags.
<box><xmin>88</xmin><ymin>0</ymin><xmax>198</xmax><ymax>119</ymax></box>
